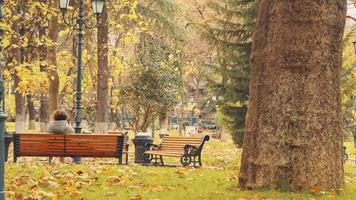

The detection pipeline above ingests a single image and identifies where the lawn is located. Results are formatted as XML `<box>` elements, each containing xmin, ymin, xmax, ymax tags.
<box><xmin>4</xmin><ymin>139</ymin><xmax>356</xmax><ymax>199</ymax></box>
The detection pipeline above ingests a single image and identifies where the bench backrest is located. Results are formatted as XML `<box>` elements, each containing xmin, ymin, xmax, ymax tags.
<box><xmin>65</xmin><ymin>134</ymin><xmax>123</xmax><ymax>157</ymax></box>
<box><xmin>13</xmin><ymin>133</ymin><xmax>124</xmax><ymax>158</ymax></box>
<box><xmin>159</xmin><ymin>135</ymin><xmax>210</xmax><ymax>152</ymax></box>
<box><xmin>13</xmin><ymin>134</ymin><xmax>65</xmax><ymax>157</ymax></box>
<box><xmin>108</xmin><ymin>131</ymin><xmax>129</xmax><ymax>151</ymax></box>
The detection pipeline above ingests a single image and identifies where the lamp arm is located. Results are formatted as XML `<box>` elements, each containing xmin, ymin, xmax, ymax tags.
<box><xmin>60</xmin><ymin>12</ymin><xmax>77</xmax><ymax>27</ymax></box>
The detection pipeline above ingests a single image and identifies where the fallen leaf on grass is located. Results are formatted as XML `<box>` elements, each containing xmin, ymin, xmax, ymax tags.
<box><xmin>176</xmin><ymin>183</ymin><xmax>188</xmax><ymax>190</ymax></box>
<box><xmin>11</xmin><ymin>175</ymin><xmax>30</xmax><ymax>187</ymax></box>
<box><xmin>149</xmin><ymin>185</ymin><xmax>165</xmax><ymax>192</ymax></box>
<box><xmin>310</xmin><ymin>186</ymin><xmax>321</xmax><ymax>194</ymax></box>
<box><xmin>5</xmin><ymin>191</ymin><xmax>17</xmax><ymax>200</ymax></box>
<box><xmin>252</xmin><ymin>194</ymin><xmax>264</xmax><ymax>200</ymax></box>
<box><xmin>107</xmin><ymin>176</ymin><xmax>126</xmax><ymax>186</ymax></box>
<box><xmin>128</xmin><ymin>184</ymin><xmax>144</xmax><ymax>190</ymax></box>
<box><xmin>76</xmin><ymin>170</ymin><xmax>84</xmax><ymax>175</ymax></box>
<box><xmin>15</xmin><ymin>193</ymin><xmax>23</xmax><ymax>200</ymax></box>
<box><xmin>29</xmin><ymin>190</ymin><xmax>56</xmax><ymax>199</ymax></box>
<box><xmin>129</xmin><ymin>194</ymin><xmax>143</xmax><ymax>200</ymax></box>
<box><xmin>105</xmin><ymin>192</ymin><xmax>117</xmax><ymax>196</ymax></box>
<box><xmin>175</xmin><ymin>167</ymin><xmax>187</xmax><ymax>178</ymax></box>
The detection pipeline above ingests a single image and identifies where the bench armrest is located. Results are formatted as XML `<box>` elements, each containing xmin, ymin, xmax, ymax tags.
<box><xmin>184</xmin><ymin>144</ymin><xmax>199</xmax><ymax>155</ymax></box>
<box><xmin>145</xmin><ymin>143</ymin><xmax>160</xmax><ymax>151</ymax></box>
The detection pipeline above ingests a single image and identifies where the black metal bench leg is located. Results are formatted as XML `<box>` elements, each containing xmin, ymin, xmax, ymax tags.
<box><xmin>126</xmin><ymin>153</ymin><xmax>128</xmax><ymax>165</ymax></box>
<box><xmin>153</xmin><ymin>155</ymin><xmax>158</xmax><ymax>166</ymax></box>
<box><xmin>193</xmin><ymin>156</ymin><xmax>197</xmax><ymax>167</ymax></box>
<box><xmin>49</xmin><ymin>157</ymin><xmax>53</xmax><ymax>164</ymax></box>
<box><xmin>118</xmin><ymin>156</ymin><xmax>123</xmax><ymax>165</ymax></box>
<box><xmin>160</xmin><ymin>156</ymin><xmax>164</xmax><ymax>166</ymax></box>
<box><xmin>198</xmin><ymin>155</ymin><xmax>202</xmax><ymax>167</ymax></box>
<box><xmin>143</xmin><ymin>154</ymin><xmax>152</xmax><ymax>166</ymax></box>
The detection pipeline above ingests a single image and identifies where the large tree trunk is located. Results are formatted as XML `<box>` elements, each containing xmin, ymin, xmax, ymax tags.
<box><xmin>238</xmin><ymin>0</ymin><xmax>346</xmax><ymax>191</ymax></box>
<box><xmin>39</xmin><ymin>27</ymin><xmax>50</xmax><ymax>131</ymax></box>
<box><xmin>27</xmin><ymin>95</ymin><xmax>36</xmax><ymax>130</ymax></box>
<box><xmin>14</xmin><ymin>25</ymin><xmax>26</xmax><ymax>133</ymax></box>
<box><xmin>95</xmin><ymin>4</ymin><xmax>109</xmax><ymax>134</ymax></box>
<box><xmin>14</xmin><ymin>75</ymin><xmax>25</xmax><ymax>133</ymax></box>
<box><xmin>48</xmin><ymin>0</ymin><xmax>59</xmax><ymax>116</ymax></box>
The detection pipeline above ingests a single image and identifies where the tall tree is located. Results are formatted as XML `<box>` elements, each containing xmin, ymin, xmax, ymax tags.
<box><xmin>27</xmin><ymin>94</ymin><xmax>36</xmax><ymax>129</ymax></box>
<box><xmin>47</xmin><ymin>0</ymin><xmax>59</xmax><ymax>116</ymax></box>
<box><xmin>202</xmin><ymin>0</ymin><xmax>256</xmax><ymax>146</ymax></box>
<box><xmin>239</xmin><ymin>0</ymin><xmax>346</xmax><ymax>190</ymax></box>
<box><xmin>121</xmin><ymin>38</ymin><xmax>182</xmax><ymax>134</ymax></box>
<box><xmin>95</xmin><ymin>3</ymin><xmax>109</xmax><ymax>134</ymax></box>
<box><xmin>14</xmin><ymin>0</ymin><xmax>26</xmax><ymax>132</ymax></box>
<box><xmin>39</xmin><ymin>26</ymin><xmax>50</xmax><ymax>131</ymax></box>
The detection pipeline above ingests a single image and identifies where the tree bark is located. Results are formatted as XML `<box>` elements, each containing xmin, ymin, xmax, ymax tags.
<box><xmin>159</xmin><ymin>112</ymin><xmax>168</xmax><ymax>135</ymax></box>
<box><xmin>239</xmin><ymin>0</ymin><xmax>346</xmax><ymax>191</ymax></box>
<box><xmin>14</xmin><ymin>75</ymin><xmax>26</xmax><ymax>133</ymax></box>
<box><xmin>48</xmin><ymin>0</ymin><xmax>59</xmax><ymax>116</ymax></box>
<box><xmin>39</xmin><ymin>27</ymin><xmax>50</xmax><ymax>131</ymax></box>
<box><xmin>27</xmin><ymin>95</ymin><xmax>36</xmax><ymax>130</ymax></box>
<box><xmin>14</xmin><ymin>25</ymin><xmax>26</xmax><ymax>133</ymax></box>
<box><xmin>95</xmin><ymin>4</ymin><xmax>109</xmax><ymax>134</ymax></box>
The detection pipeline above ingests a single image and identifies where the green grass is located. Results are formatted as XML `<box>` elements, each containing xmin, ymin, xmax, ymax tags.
<box><xmin>344</xmin><ymin>142</ymin><xmax>356</xmax><ymax>157</ymax></box>
<box><xmin>4</xmin><ymin>139</ymin><xmax>356</xmax><ymax>199</ymax></box>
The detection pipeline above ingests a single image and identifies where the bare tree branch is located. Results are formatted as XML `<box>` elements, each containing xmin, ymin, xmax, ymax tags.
<box><xmin>347</xmin><ymin>15</ymin><xmax>356</xmax><ymax>21</ymax></box>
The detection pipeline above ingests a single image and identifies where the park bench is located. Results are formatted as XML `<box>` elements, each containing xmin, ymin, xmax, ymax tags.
<box><xmin>13</xmin><ymin>133</ymin><xmax>129</xmax><ymax>164</ymax></box>
<box><xmin>143</xmin><ymin>135</ymin><xmax>210</xmax><ymax>167</ymax></box>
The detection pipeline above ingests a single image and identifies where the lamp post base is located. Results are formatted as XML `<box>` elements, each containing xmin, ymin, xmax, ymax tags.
<box><xmin>0</xmin><ymin>191</ymin><xmax>5</xmax><ymax>200</ymax></box>
<box><xmin>0</xmin><ymin>112</ymin><xmax>7</xmax><ymax>200</ymax></box>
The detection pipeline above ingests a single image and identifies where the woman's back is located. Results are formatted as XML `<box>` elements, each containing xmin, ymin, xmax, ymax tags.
<box><xmin>48</xmin><ymin>120</ymin><xmax>74</xmax><ymax>134</ymax></box>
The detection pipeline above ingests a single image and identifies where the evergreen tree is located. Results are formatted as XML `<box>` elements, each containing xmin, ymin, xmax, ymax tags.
<box><xmin>202</xmin><ymin>0</ymin><xmax>256</xmax><ymax>146</ymax></box>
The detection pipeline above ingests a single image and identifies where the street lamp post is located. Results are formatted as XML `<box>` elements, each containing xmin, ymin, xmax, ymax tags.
<box><xmin>58</xmin><ymin>0</ymin><xmax>105</xmax><ymax>163</ymax></box>
<box><xmin>0</xmin><ymin>0</ymin><xmax>6</xmax><ymax>198</ymax></box>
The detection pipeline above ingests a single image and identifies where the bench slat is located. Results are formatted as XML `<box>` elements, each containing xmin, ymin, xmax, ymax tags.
<box><xmin>144</xmin><ymin>150</ymin><xmax>182</xmax><ymax>157</ymax></box>
<box><xmin>163</xmin><ymin>138</ymin><xmax>202</xmax><ymax>141</ymax></box>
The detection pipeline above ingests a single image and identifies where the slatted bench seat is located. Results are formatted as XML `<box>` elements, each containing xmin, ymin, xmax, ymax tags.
<box><xmin>143</xmin><ymin>135</ymin><xmax>210</xmax><ymax>167</ymax></box>
<box><xmin>13</xmin><ymin>133</ymin><xmax>128</xmax><ymax>164</ymax></box>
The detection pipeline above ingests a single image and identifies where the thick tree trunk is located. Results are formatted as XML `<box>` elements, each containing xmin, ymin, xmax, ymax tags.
<box><xmin>95</xmin><ymin>4</ymin><xmax>109</xmax><ymax>134</ymax></box>
<box><xmin>27</xmin><ymin>95</ymin><xmax>36</xmax><ymax>130</ymax></box>
<box><xmin>239</xmin><ymin>1</ymin><xmax>346</xmax><ymax>191</ymax></box>
<box><xmin>14</xmin><ymin>25</ymin><xmax>26</xmax><ymax>133</ymax></box>
<box><xmin>39</xmin><ymin>27</ymin><xmax>50</xmax><ymax>131</ymax></box>
<box><xmin>48</xmin><ymin>0</ymin><xmax>59</xmax><ymax>116</ymax></box>
<box><xmin>14</xmin><ymin>75</ymin><xmax>25</xmax><ymax>133</ymax></box>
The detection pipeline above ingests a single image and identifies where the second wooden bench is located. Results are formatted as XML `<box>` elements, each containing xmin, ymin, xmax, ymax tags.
<box><xmin>143</xmin><ymin>135</ymin><xmax>210</xmax><ymax>167</ymax></box>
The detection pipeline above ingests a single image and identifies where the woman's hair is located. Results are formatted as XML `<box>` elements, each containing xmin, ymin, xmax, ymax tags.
<box><xmin>52</xmin><ymin>110</ymin><xmax>68</xmax><ymax>121</ymax></box>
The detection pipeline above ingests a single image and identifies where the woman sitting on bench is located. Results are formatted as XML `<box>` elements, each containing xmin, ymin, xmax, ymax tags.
<box><xmin>48</xmin><ymin>110</ymin><xmax>74</xmax><ymax>163</ymax></box>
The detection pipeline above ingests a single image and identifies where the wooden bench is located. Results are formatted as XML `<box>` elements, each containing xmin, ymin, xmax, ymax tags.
<box><xmin>13</xmin><ymin>133</ymin><xmax>128</xmax><ymax>164</ymax></box>
<box><xmin>143</xmin><ymin>135</ymin><xmax>210</xmax><ymax>167</ymax></box>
